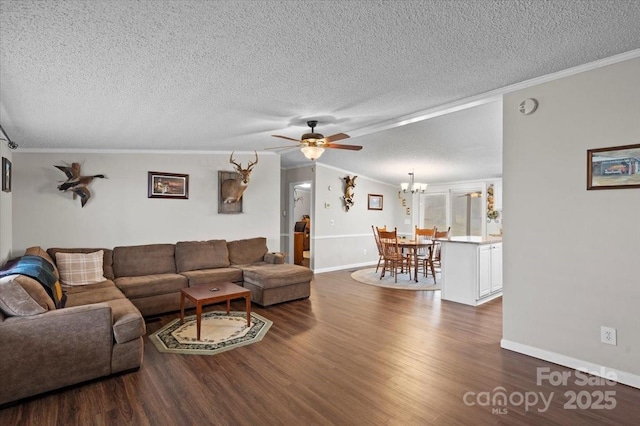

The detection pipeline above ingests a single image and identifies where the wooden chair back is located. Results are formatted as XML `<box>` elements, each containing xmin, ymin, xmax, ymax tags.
<box><xmin>432</xmin><ymin>227</ymin><xmax>451</xmax><ymax>264</ymax></box>
<box><xmin>372</xmin><ymin>225</ymin><xmax>384</xmax><ymax>255</ymax></box>
<box><xmin>378</xmin><ymin>228</ymin><xmax>402</xmax><ymax>258</ymax></box>
<box><xmin>415</xmin><ymin>226</ymin><xmax>436</xmax><ymax>241</ymax></box>
<box><xmin>434</xmin><ymin>227</ymin><xmax>451</xmax><ymax>239</ymax></box>
<box><xmin>415</xmin><ymin>226</ymin><xmax>436</xmax><ymax>257</ymax></box>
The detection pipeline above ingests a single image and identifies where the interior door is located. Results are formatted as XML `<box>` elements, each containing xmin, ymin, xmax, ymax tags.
<box><xmin>291</xmin><ymin>181</ymin><xmax>312</xmax><ymax>268</ymax></box>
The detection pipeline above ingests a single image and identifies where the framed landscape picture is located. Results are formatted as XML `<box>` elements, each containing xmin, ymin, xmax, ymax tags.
<box><xmin>148</xmin><ymin>171</ymin><xmax>189</xmax><ymax>199</ymax></box>
<box><xmin>587</xmin><ymin>144</ymin><xmax>640</xmax><ymax>190</ymax></box>
<box><xmin>2</xmin><ymin>157</ymin><xmax>11</xmax><ymax>193</ymax></box>
<box><xmin>368</xmin><ymin>194</ymin><xmax>383</xmax><ymax>210</ymax></box>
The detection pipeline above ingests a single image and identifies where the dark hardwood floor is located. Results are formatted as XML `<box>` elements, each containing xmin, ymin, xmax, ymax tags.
<box><xmin>2</xmin><ymin>269</ymin><xmax>639</xmax><ymax>425</ymax></box>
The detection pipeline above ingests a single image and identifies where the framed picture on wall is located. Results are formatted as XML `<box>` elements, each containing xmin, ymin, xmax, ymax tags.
<box><xmin>587</xmin><ymin>143</ymin><xmax>640</xmax><ymax>190</ymax></box>
<box><xmin>2</xmin><ymin>157</ymin><xmax>11</xmax><ymax>193</ymax></box>
<box><xmin>368</xmin><ymin>194</ymin><xmax>383</xmax><ymax>210</ymax></box>
<box><xmin>148</xmin><ymin>171</ymin><xmax>189</xmax><ymax>199</ymax></box>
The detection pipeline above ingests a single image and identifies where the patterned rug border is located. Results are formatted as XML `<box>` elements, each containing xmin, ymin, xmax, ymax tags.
<box><xmin>350</xmin><ymin>267</ymin><xmax>441</xmax><ymax>291</ymax></box>
<box><xmin>149</xmin><ymin>311</ymin><xmax>272</xmax><ymax>356</ymax></box>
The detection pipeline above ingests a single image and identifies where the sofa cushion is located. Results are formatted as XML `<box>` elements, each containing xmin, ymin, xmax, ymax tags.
<box><xmin>241</xmin><ymin>264</ymin><xmax>314</xmax><ymax>289</ymax></box>
<box><xmin>264</xmin><ymin>252</ymin><xmax>286</xmax><ymax>264</ymax></box>
<box><xmin>180</xmin><ymin>267</ymin><xmax>244</xmax><ymax>287</ymax></box>
<box><xmin>102</xmin><ymin>299</ymin><xmax>146</xmax><ymax>344</ymax></box>
<box><xmin>47</xmin><ymin>248</ymin><xmax>114</xmax><ymax>280</ymax></box>
<box><xmin>227</xmin><ymin>237</ymin><xmax>268</xmax><ymax>265</ymax></box>
<box><xmin>12</xmin><ymin>275</ymin><xmax>56</xmax><ymax>311</ymax></box>
<box><xmin>175</xmin><ymin>240</ymin><xmax>230</xmax><ymax>272</ymax></box>
<box><xmin>64</xmin><ymin>280</ymin><xmax>127</xmax><ymax>307</ymax></box>
<box><xmin>115</xmin><ymin>273</ymin><xmax>187</xmax><ymax>299</ymax></box>
<box><xmin>55</xmin><ymin>250</ymin><xmax>107</xmax><ymax>286</ymax></box>
<box><xmin>113</xmin><ymin>244</ymin><xmax>176</xmax><ymax>277</ymax></box>
<box><xmin>0</xmin><ymin>275</ymin><xmax>47</xmax><ymax>316</ymax></box>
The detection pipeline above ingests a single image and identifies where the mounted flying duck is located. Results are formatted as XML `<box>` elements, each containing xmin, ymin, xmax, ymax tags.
<box><xmin>55</xmin><ymin>162</ymin><xmax>106</xmax><ymax>207</ymax></box>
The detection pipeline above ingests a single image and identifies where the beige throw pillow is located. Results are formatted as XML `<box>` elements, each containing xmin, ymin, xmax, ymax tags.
<box><xmin>55</xmin><ymin>250</ymin><xmax>106</xmax><ymax>286</ymax></box>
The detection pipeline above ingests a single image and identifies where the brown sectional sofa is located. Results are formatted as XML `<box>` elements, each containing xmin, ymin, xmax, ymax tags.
<box><xmin>111</xmin><ymin>237</ymin><xmax>312</xmax><ymax>316</ymax></box>
<box><xmin>0</xmin><ymin>237</ymin><xmax>312</xmax><ymax>405</ymax></box>
<box><xmin>0</xmin><ymin>247</ymin><xmax>145</xmax><ymax>406</ymax></box>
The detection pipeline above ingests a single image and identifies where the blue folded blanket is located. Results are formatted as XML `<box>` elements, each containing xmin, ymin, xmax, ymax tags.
<box><xmin>0</xmin><ymin>255</ymin><xmax>66</xmax><ymax>308</ymax></box>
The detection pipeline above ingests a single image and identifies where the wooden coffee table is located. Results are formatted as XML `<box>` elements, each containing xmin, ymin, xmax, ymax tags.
<box><xmin>180</xmin><ymin>282</ymin><xmax>251</xmax><ymax>341</ymax></box>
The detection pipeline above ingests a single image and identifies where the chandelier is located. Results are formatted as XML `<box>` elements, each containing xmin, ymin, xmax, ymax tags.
<box><xmin>400</xmin><ymin>171</ymin><xmax>427</xmax><ymax>194</ymax></box>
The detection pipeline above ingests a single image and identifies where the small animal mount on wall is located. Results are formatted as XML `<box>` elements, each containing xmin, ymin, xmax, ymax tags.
<box><xmin>55</xmin><ymin>162</ymin><xmax>106</xmax><ymax>208</ymax></box>
<box><xmin>219</xmin><ymin>151</ymin><xmax>258</xmax><ymax>214</ymax></box>
<box><xmin>342</xmin><ymin>175</ymin><xmax>357</xmax><ymax>211</ymax></box>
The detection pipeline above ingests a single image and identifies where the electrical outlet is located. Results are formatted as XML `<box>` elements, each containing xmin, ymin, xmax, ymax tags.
<box><xmin>600</xmin><ymin>326</ymin><xmax>617</xmax><ymax>346</ymax></box>
<box><xmin>363</xmin><ymin>249</ymin><xmax>367</xmax><ymax>256</ymax></box>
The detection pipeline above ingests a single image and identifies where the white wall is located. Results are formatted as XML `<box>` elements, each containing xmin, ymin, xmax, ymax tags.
<box><xmin>502</xmin><ymin>58</ymin><xmax>640</xmax><ymax>387</ymax></box>
<box><xmin>0</xmin><ymin>143</ymin><xmax>12</xmax><ymax>263</ymax></box>
<box><xmin>12</xmin><ymin>151</ymin><xmax>281</xmax><ymax>253</ymax></box>
<box><xmin>313</xmin><ymin>163</ymin><xmax>402</xmax><ymax>272</ymax></box>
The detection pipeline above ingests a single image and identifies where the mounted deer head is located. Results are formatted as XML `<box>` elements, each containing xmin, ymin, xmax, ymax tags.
<box><xmin>221</xmin><ymin>151</ymin><xmax>258</xmax><ymax>203</ymax></box>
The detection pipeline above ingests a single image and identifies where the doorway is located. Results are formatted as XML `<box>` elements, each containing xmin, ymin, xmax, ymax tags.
<box><xmin>290</xmin><ymin>181</ymin><xmax>312</xmax><ymax>268</ymax></box>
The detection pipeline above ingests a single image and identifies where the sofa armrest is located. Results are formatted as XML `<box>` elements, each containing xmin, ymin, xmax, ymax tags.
<box><xmin>0</xmin><ymin>304</ymin><xmax>114</xmax><ymax>405</ymax></box>
<box><xmin>264</xmin><ymin>252</ymin><xmax>287</xmax><ymax>264</ymax></box>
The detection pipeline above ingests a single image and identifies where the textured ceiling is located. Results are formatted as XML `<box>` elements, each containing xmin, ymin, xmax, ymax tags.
<box><xmin>1</xmin><ymin>0</ymin><xmax>639</xmax><ymax>185</ymax></box>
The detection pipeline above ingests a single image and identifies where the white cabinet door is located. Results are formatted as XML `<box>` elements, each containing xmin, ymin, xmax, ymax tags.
<box><xmin>490</xmin><ymin>243</ymin><xmax>503</xmax><ymax>292</ymax></box>
<box><xmin>478</xmin><ymin>245</ymin><xmax>491</xmax><ymax>298</ymax></box>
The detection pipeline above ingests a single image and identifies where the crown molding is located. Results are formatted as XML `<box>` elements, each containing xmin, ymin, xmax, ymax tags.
<box><xmin>349</xmin><ymin>49</ymin><xmax>640</xmax><ymax>138</ymax></box>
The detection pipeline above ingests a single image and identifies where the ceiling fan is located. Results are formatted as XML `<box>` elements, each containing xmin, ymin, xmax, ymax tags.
<box><xmin>268</xmin><ymin>120</ymin><xmax>362</xmax><ymax>160</ymax></box>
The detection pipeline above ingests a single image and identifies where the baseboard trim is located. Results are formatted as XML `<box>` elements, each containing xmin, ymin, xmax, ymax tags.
<box><xmin>313</xmin><ymin>262</ymin><xmax>377</xmax><ymax>274</ymax></box>
<box><xmin>500</xmin><ymin>339</ymin><xmax>640</xmax><ymax>389</ymax></box>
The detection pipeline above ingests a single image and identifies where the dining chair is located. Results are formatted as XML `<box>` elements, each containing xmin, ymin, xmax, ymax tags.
<box><xmin>371</xmin><ymin>225</ymin><xmax>386</xmax><ymax>273</ymax></box>
<box><xmin>378</xmin><ymin>228</ymin><xmax>412</xmax><ymax>282</ymax></box>
<box><xmin>414</xmin><ymin>226</ymin><xmax>437</xmax><ymax>281</ymax></box>
<box><xmin>431</xmin><ymin>227</ymin><xmax>451</xmax><ymax>271</ymax></box>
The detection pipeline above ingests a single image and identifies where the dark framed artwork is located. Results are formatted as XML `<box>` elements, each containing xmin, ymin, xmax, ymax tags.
<box><xmin>148</xmin><ymin>171</ymin><xmax>189</xmax><ymax>199</ymax></box>
<box><xmin>368</xmin><ymin>194</ymin><xmax>383</xmax><ymax>210</ymax></box>
<box><xmin>2</xmin><ymin>157</ymin><xmax>11</xmax><ymax>193</ymax></box>
<box><xmin>587</xmin><ymin>144</ymin><xmax>640</xmax><ymax>190</ymax></box>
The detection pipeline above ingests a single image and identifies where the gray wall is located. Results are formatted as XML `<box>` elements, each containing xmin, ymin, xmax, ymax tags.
<box><xmin>11</xmin><ymin>151</ymin><xmax>281</xmax><ymax>253</ymax></box>
<box><xmin>502</xmin><ymin>58</ymin><xmax>640</xmax><ymax>386</ymax></box>
<box><xmin>0</xmin><ymin>143</ymin><xmax>12</xmax><ymax>263</ymax></box>
<box><xmin>313</xmin><ymin>164</ymin><xmax>402</xmax><ymax>272</ymax></box>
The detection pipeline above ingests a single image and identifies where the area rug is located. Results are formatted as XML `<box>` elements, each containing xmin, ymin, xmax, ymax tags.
<box><xmin>350</xmin><ymin>267</ymin><xmax>441</xmax><ymax>291</ymax></box>
<box><xmin>149</xmin><ymin>311</ymin><xmax>272</xmax><ymax>355</ymax></box>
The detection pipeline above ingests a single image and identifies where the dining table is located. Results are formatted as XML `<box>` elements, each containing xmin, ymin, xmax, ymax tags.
<box><xmin>397</xmin><ymin>238</ymin><xmax>434</xmax><ymax>282</ymax></box>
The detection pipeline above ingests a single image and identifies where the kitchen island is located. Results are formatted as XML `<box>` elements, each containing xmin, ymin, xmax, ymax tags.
<box><xmin>440</xmin><ymin>236</ymin><xmax>502</xmax><ymax>306</ymax></box>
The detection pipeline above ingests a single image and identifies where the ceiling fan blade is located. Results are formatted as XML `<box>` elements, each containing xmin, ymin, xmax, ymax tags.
<box><xmin>271</xmin><ymin>135</ymin><xmax>301</xmax><ymax>143</ymax></box>
<box><xmin>265</xmin><ymin>144</ymin><xmax>302</xmax><ymax>150</ymax></box>
<box><xmin>325</xmin><ymin>143</ymin><xmax>362</xmax><ymax>151</ymax></box>
<box><xmin>324</xmin><ymin>133</ymin><xmax>350</xmax><ymax>143</ymax></box>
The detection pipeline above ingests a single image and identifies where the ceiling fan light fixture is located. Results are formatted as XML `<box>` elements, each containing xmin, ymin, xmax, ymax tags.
<box><xmin>301</xmin><ymin>146</ymin><xmax>325</xmax><ymax>161</ymax></box>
